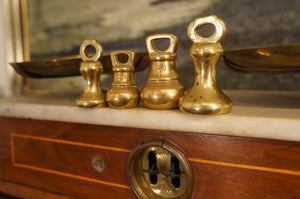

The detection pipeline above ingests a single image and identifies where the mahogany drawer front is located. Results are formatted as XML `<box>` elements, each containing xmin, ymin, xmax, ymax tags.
<box><xmin>11</xmin><ymin>133</ymin><xmax>130</xmax><ymax>188</ymax></box>
<box><xmin>1</xmin><ymin>117</ymin><xmax>300</xmax><ymax>199</ymax></box>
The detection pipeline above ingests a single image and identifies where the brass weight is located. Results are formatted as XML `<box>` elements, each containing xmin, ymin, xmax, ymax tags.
<box><xmin>76</xmin><ymin>40</ymin><xmax>106</xmax><ymax>108</ymax></box>
<box><xmin>179</xmin><ymin>15</ymin><xmax>232</xmax><ymax>114</ymax></box>
<box><xmin>141</xmin><ymin>34</ymin><xmax>186</xmax><ymax>109</ymax></box>
<box><xmin>106</xmin><ymin>50</ymin><xmax>140</xmax><ymax>108</ymax></box>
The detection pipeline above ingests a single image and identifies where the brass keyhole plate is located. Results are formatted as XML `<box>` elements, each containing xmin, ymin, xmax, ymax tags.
<box><xmin>127</xmin><ymin>139</ymin><xmax>194</xmax><ymax>199</ymax></box>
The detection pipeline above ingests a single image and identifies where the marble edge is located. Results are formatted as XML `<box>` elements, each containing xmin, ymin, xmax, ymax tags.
<box><xmin>0</xmin><ymin>101</ymin><xmax>299</xmax><ymax>142</ymax></box>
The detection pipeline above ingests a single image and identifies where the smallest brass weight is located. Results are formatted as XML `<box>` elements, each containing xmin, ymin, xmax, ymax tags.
<box><xmin>76</xmin><ymin>40</ymin><xmax>106</xmax><ymax>108</ymax></box>
<box><xmin>106</xmin><ymin>50</ymin><xmax>140</xmax><ymax>108</ymax></box>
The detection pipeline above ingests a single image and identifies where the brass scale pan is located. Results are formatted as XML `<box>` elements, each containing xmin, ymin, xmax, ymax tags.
<box><xmin>11</xmin><ymin>45</ymin><xmax>300</xmax><ymax>78</ymax></box>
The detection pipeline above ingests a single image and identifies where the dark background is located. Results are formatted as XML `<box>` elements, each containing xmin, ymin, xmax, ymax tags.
<box><xmin>29</xmin><ymin>0</ymin><xmax>300</xmax><ymax>91</ymax></box>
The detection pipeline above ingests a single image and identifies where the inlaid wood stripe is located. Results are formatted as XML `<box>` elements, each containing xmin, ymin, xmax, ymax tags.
<box><xmin>10</xmin><ymin>133</ymin><xmax>131</xmax><ymax>153</ymax></box>
<box><xmin>188</xmin><ymin>158</ymin><xmax>300</xmax><ymax>176</ymax></box>
<box><xmin>13</xmin><ymin>163</ymin><xmax>131</xmax><ymax>190</ymax></box>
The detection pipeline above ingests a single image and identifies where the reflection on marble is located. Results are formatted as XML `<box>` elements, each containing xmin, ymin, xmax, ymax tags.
<box><xmin>0</xmin><ymin>90</ymin><xmax>299</xmax><ymax>142</ymax></box>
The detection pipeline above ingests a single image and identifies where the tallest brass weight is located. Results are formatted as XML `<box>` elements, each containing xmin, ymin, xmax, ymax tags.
<box><xmin>179</xmin><ymin>15</ymin><xmax>232</xmax><ymax>114</ymax></box>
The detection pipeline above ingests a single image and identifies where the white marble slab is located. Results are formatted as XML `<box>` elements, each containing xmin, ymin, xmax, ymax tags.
<box><xmin>0</xmin><ymin>90</ymin><xmax>299</xmax><ymax>142</ymax></box>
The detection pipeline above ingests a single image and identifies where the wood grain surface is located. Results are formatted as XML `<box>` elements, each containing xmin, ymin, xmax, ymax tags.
<box><xmin>0</xmin><ymin>180</ymin><xmax>75</xmax><ymax>199</ymax></box>
<box><xmin>0</xmin><ymin>116</ymin><xmax>299</xmax><ymax>199</ymax></box>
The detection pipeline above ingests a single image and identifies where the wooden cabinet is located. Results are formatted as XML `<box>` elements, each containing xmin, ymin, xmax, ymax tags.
<box><xmin>0</xmin><ymin>116</ymin><xmax>300</xmax><ymax>199</ymax></box>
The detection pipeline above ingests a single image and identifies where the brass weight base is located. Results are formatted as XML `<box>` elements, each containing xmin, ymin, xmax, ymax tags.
<box><xmin>106</xmin><ymin>86</ymin><xmax>139</xmax><ymax>109</ymax></box>
<box><xmin>141</xmin><ymin>81</ymin><xmax>186</xmax><ymax>110</ymax></box>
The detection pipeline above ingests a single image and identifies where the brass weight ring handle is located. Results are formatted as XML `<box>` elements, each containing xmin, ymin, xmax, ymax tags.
<box><xmin>187</xmin><ymin>15</ymin><xmax>226</xmax><ymax>43</ymax></box>
<box><xmin>111</xmin><ymin>50</ymin><xmax>135</xmax><ymax>67</ymax></box>
<box><xmin>146</xmin><ymin>33</ymin><xmax>178</xmax><ymax>54</ymax></box>
<box><xmin>80</xmin><ymin>40</ymin><xmax>103</xmax><ymax>61</ymax></box>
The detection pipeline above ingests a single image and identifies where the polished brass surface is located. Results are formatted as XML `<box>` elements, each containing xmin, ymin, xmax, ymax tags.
<box><xmin>223</xmin><ymin>44</ymin><xmax>300</xmax><ymax>74</ymax></box>
<box><xmin>127</xmin><ymin>139</ymin><xmax>194</xmax><ymax>199</ymax></box>
<box><xmin>10</xmin><ymin>52</ymin><xmax>149</xmax><ymax>78</ymax></box>
<box><xmin>141</xmin><ymin>34</ymin><xmax>186</xmax><ymax>109</ymax></box>
<box><xmin>179</xmin><ymin>15</ymin><xmax>232</xmax><ymax>114</ymax></box>
<box><xmin>76</xmin><ymin>40</ymin><xmax>106</xmax><ymax>108</ymax></box>
<box><xmin>106</xmin><ymin>50</ymin><xmax>140</xmax><ymax>108</ymax></box>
